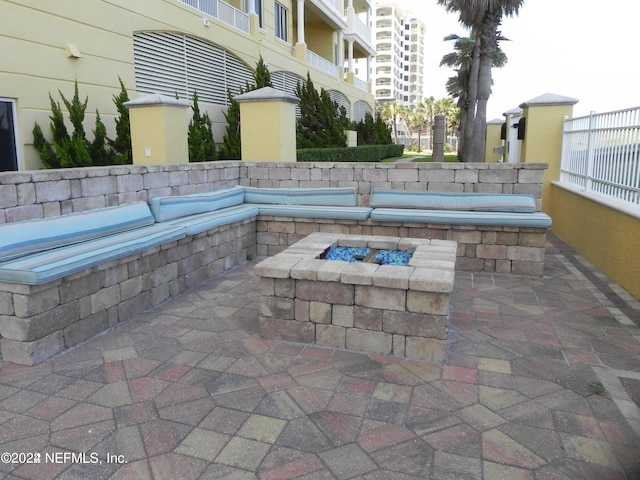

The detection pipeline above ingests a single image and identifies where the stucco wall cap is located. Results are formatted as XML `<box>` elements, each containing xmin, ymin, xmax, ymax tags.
<box><xmin>124</xmin><ymin>93</ymin><xmax>190</xmax><ymax>108</ymax></box>
<box><xmin>519</xmin><ymin>93</ymin><xmax>579</xmax><ymax>108</ymax></box>
<box><xmin>487</xmin><ymin>118</ymin><xmax>504</xmax><ymax>125</ymax></box>
<box><xmin>503</xmin><ymin>107</ymin><xmax>523</xmax><ymax>116</ymax></box>
<box><xmin>235</xmin><ymin>86</ymin><xmax>300</xmax><ymax>105</ymax></box>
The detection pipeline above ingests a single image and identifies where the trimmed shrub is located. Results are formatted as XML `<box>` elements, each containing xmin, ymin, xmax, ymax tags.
<box><xmin>296</xmin><ymin>144</ymin><xmax>403</xmax><ymax>162</ymax></box>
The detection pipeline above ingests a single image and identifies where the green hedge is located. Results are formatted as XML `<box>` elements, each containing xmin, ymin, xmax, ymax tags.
<box><xmin>296</xmin><ymin>144</ymin><xmax>404</xmax><ymax>162</ymax></box>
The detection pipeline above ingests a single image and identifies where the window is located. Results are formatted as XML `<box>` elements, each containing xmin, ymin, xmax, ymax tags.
<box><xmin>0</xmin><ymin>99</ymin><xmax>19</xmax><ymax>171</ymax></box>
<box><xmin>275</xmin><ymin>2</ymin><xmax>288</xmax><ymax>42</ymax></box>
<box><xmin>255</xmin><ymin>0</ymin><xmax>263</xmax><ymax>28</ymax></box>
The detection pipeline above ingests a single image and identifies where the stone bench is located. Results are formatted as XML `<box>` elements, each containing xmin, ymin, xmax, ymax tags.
<box><xmin>258</xmin><ymin>190</ymin><xmax>552</xmax><ymax>276</ymax></box>
<box><xmin>255</xmin><ymin>232</ymin><xmax>457</xmax><ymax>362</ymax></box>
<box><xmin>0</xmin><ymin>199</ymin><xmax>256</xmax><ymax>365</ymax></box>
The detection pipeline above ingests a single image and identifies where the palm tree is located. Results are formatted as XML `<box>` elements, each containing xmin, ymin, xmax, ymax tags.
<box><xmin>441</xmin><ymin>32</ymin><xmax>507</xmax><ymax>158</ymax></box>
<box><xmin>437</xmin><ymin>0</ymin><xmax>524</xmax><ymax>162</ymax></box>
<box><xmin>381</xmin><ymin>101</ymin><xmax>404</xmax><ymax>144</ymax></box>
<box><xmin>407</xmin><ymin>108</ymin><xmax>427</xmax><ymax>152</ymax></box>
<box><xmin>434</xmin><ymin>97</ymin><xmax>459</xmax><ymax>150</ymax></box>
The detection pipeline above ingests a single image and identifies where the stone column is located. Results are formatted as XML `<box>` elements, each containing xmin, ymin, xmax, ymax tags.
<box><xmin>124</xmin><ymin>93</ymin><xmax>190</xmax><ymax>165</ymax></box>
<box><xmin>518</xmin><ymin>93</ymin><xmax>578</xmax><ymax>211</ymax></box>
<box><xmin>235</xmin><ymin>87</ymin><xmax>300</xmax><ymax>162</ymax></box>
<box><xmin>432</xmin><ymin>114</ymin><xmax>446</xmax><ymax>162</ymax></box>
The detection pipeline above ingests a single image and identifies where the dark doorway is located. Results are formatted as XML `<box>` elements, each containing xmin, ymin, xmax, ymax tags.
<box><xmin>0</xmin><ymin>100</ymin><xmax>18</xmax><ymax>171</ymax></box>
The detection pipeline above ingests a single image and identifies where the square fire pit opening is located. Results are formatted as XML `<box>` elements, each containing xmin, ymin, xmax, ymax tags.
<box><xmin>255</xmin><ymin>233</ymin><xmax>457</xmax><ymax>362</ymax></box>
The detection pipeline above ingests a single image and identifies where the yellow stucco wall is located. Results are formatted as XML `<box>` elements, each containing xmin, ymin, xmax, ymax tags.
<box><xmin>128</xmin><ymin>103</ymin><xmax>189</xmax><ymax>165</ymax></box>
<box><xmin>306</xmin><ymin>22</ymin><xmax>336</xmax><ymax>61</ymax></box>
<box><xmin>239</xmin><ymin>99</ymin><xmax>297</xmax><ymax>162</ymax></box>
<box><xmin>549</xmin><ymin>184</ymin><xmax>640</xmax><ymax>300</ymax></box>
<box><xmin>519</xmin><ymin>103</ymin><xmax>574</xmax><ymax>212</ymax></box>
<box><xmin>484</xmin><ymin>122</ymin><xmax>503</xmax><ymax>163</ymax></box>
<box><xmin>0</xmin><ymin>0</ymin><xmax>374</xmax><ymax>169</ymax></box>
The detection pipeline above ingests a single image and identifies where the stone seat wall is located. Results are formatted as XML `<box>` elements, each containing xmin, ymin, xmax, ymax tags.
<box><xmin>0</xmin><ymin>218</ymin><xmax>256</xmax><ymax>365</ymax></box>
<box><xmin>256</xmin><ymin>216</ymin><xmax>547</xmax><ymax>276</ymax></box>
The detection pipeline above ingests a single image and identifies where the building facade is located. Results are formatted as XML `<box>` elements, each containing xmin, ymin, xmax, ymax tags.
<box><xmin>0</xmin><ymin>0</ymin><xmax>376</xmax><ymax>170</ymax></box>
<box><xmin>354</xmin><ymin>1</ymin><xmax>425</xmax><ymax>108</ymax></box>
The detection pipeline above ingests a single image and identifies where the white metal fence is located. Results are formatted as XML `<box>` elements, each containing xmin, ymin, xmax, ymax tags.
<box><xmin>560</xmin><ymin>107</ymin><xmax>640</xmax><ymax>207</ymax></box>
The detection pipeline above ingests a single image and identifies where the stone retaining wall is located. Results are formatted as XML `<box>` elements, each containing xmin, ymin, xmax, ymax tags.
<box><xmin>0</xmin><ymin>162</ymin><xmax>547</xmax><ymax>223</ymax></box>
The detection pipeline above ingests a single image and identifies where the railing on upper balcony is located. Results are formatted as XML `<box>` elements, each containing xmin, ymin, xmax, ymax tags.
<box><xmin>306</xmin><ymin>50</ymin><xmax>339</xmax><ymax>78</ymax></box>
<box><xmin>560</xmin><ymin>106</ymin><xmax>640</xmax><ymax>207</ymax></box>
<box><xmin>178</xmin><ymin>0</ymin><xmax>249</xmax><ymax>33</ymax></box>
<box><xmin>353</xmin><ymin>16</ymin><xmax>369</xmax><ymax>41</ymax></box>
<box><xmin>353</xmin><ymin>76</ymin><xmax>368</xmax><ymax>92</ymax></box>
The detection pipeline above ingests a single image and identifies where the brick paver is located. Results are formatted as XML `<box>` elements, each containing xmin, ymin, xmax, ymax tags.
<box><xmin>0</xmin><ymin>232</ymin><xmax>639</xmax><ymax>479</ymax></box>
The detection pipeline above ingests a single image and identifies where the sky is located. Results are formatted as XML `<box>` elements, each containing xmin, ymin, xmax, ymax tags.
<box><xmin>392</xmin><ymin>0</ymin><xmax>640</xmax><ymax>119</ymax></box>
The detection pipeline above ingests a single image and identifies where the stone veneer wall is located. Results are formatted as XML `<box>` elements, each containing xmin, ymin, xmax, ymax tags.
<box><xmin>239</xmin><ymin>162</ymin><xmax>547</xmax><ymax>208</ymax></box>
<box><xmin>0</xmin><ymin>163</ymin><xmax>242</xmax><ymax>223</ymax></box>
<box><xmin>0</xmin><ymin>162</ymin><xmax>547</xmax><ymax>223</ymax></box>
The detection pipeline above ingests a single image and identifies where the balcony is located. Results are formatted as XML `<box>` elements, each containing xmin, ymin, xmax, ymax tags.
<box><xmin>307</xmin><ymin>50</ymin><xmax>339</xmax><ymax>77</ymax></box>
<box><xmin>178</xmin><ymin>0</ymin><xmax>249</xmax><ymax>33</ymax></box>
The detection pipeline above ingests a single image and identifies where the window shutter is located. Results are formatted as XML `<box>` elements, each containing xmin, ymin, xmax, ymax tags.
<box><xmin>133</xmin><ymin>32</ymin><xmax>253</xmax><ymax>106</ymax></box>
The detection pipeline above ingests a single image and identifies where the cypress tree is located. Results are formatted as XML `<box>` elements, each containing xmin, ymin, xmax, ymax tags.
<box><xmin>188</xmin><ymin>91</ymin><xmax>217</xmax><ymax>162</ymax></box>
<box><xmin>32</xmin><ymin>80</ymin><xmax>120</xmax><ymax>168</ymax></box>
<box><xmin>295</xmin><ymin>73</ymin><xmax>346</xmax><ymax>149</ymax></box>
<box><xmin>110</xmin><ymin>77</ymin><xmax>132</xmax><ymax>164</ymax></box>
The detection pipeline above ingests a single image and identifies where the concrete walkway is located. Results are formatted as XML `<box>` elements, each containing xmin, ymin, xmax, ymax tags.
<box><xmin>0</xmin><ymin>232</ymin><xmax>639</xmax><ymax>479</ymax></box>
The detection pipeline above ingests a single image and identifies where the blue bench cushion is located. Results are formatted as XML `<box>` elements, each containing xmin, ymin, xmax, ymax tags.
<box><xmin>370</xmin><ymin>208</ymin><xmax>552</xmax><ymax>228</ymax></box>
<box><xmin>0</xmin><ymin>224</ymin><xmax>186</xmax><ymax>285</ymax></box>
<box><xmin>370</xmin><ymin>190</ymin><xmax>538</xmax><ymax>213</ymax></box>
<box><xmin>253</xmin><ymin>204</ymin><xmax>372</xmax><ymax>221</ymax></box>
<box><xmin>0</xmin><ymin>202</ymin><xmax>155</xmax><ymax>262</ymax></box>
<box><xmin>162</xmin><ymin>204</ymin><xmax>259</xmax><ymax>236</ymax></box>
<box><xmin>150</xmin><ymin>185</ymin><xmax>245</xmax><ymax>222</ymax></box>
<box><xmin>243</xmin><ymin>187</ymin><xmax>358</xmax><ymax>206</ymax></box>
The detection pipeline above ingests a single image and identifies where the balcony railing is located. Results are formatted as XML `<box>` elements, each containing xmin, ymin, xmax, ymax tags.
<box><xmin>306</xmin><ymin>50</ymin><xmax>339</xmax><ymax>77</ymax></box>
<box><xmin>178</xmin><ymin>0</ymin><xmax>249</xmax><ymax>33</ymax></box>
<box><xmin>353</xmin><ymin>16</ymin><xmax>369</xmax><ymax>41</ymax></box>
<box><xmin>353</xmin><ymin>76</ymin><xmax>369</xmax><ymax>92</ymax></box>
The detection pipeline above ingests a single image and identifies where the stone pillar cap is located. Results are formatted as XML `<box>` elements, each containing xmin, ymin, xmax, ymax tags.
<box><xmin>519</xmin><ymin>93</ymin><xmax>579</xmax><ymax>108</ymax></box>
<box><xmin>124</xmin><ymin>93</ymin><xmax>190</xmax><ymax>109</ymax></box>
<box><xmin>235</xmin><ymin>86</ymin><xmax>300</xmax><ymax>104</ymax></box>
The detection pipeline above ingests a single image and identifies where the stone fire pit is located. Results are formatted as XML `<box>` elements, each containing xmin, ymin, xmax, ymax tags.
<box><xmin>254</xmin><ymin>233</ymin><xmax>457</xmax><ymax>362</ymax></box>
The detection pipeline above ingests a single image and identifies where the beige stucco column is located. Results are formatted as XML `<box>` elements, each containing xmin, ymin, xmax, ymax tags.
<box><xmin>484</xmin><ymin>118</ymin><xmax>504</xmax><ymax>163</ymax></box>
<box><xmin>124</xmin><ymin>93</ymin><xmax>190</xmax><ymax>165</ymax></box>
<box><xmin>235</xmin><ymin>87</ymin><xmax>300</xmax><ymax>162</ymax></box>
<box><xmin>519</xmin><ymin>93</ymin><xmax>579</xmax><ymax>211</ymax></box>
<box><xmin>293</xmin><ymin>0</ymin><xmax>306</xmax><ymax>61</ymax></box>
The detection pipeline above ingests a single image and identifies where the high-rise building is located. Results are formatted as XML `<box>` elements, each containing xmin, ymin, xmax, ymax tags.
<box><xmin>354</xmin><ymin>1</ymin><xmax>425</xmax><ymax>107</ymax></box>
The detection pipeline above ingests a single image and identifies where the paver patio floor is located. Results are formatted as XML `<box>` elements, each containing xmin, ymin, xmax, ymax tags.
<box><xmin>0</xmin><ymin>232</ymin><xmax>639</xmax><ymax>479</ymax></box>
